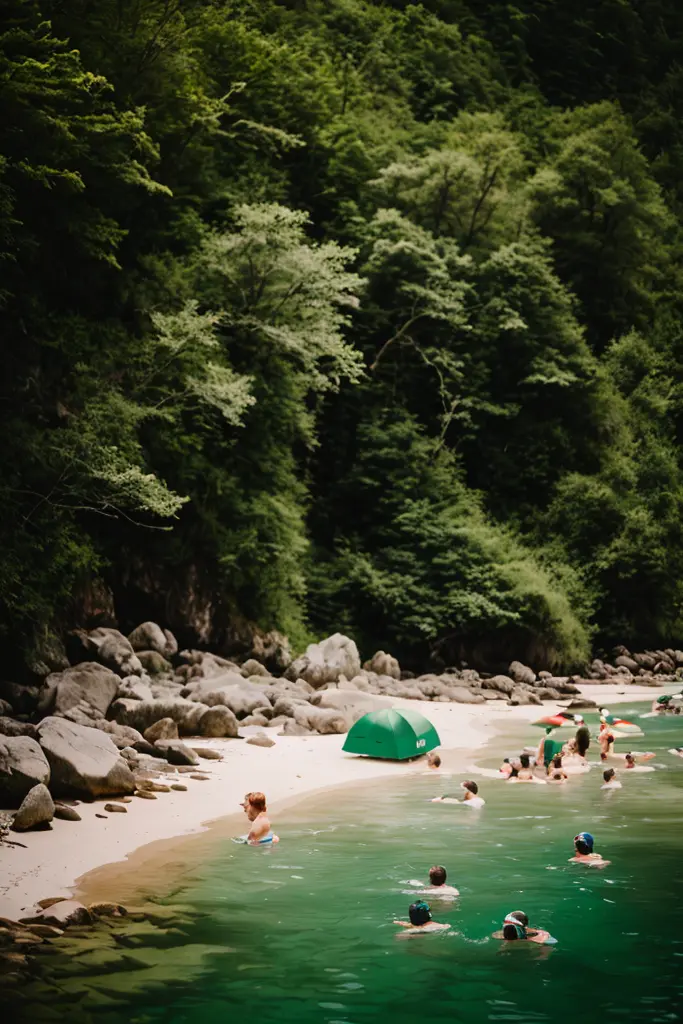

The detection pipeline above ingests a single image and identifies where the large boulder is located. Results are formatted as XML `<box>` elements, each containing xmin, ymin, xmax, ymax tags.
<box><xmin>37</xmin><ymin>717</ymin><xmax>136</xmax><ymax>798</ymax></box>
<box><xmin>310</xmin><ymin>688</ymin><xmax>390</xmax><ymax>721</ymax></box>
<box><xmin>249</xmin><ymin>629</ymin><xmax>292</xmax><ymax>674</ymax></box>
<box><xmin>615</xmin><ymin>655</ymin><xmax>639</xmax><ymax>674</ymax></box>
<box><xmin>117</xmin><ymin>677</ymin><xmax>154</xmax><ymax>702</ymax></box>
<box><xmin>72</xmin><ymin>628</ymin><xmax>142</xmax><ymax>677</ymax></box>
<box><xmin>446</xmin><ymin>687</ymin><xmax>486</xmax><ymax>704</ymax></box>
<box><xmin>362</xmin><ymin>651</ymin><xmax>401</xmax><ymax>684</ymax></box>
<box><xmin>198</xmin><ymin>706</ymin><xmax>239</xmax><ymax>738</ymax></box>
<box><xmin>110</xmin><ymin>697</ymin><xmax>202</xmax><ymax>733</ymax></box>
<box><xmin>508</xmin><ymin>688</ymin><xmax>542</xmax><ymax>706</ymax></box>
<box><xmin>12</xmin><ymin>783</ymin><xmax>54</xmax><ymax>831</ymax></box>
<box><xmin>0</xmin><ymin>718</ymin><xmax>38</xmax><ymax>739</ymax></box>
<box><xmin>362</xmin><ymin>651</ymin><xmax>401</xmax><ymax>680</ymax></box>
<box><xmin>286</xmin><ymin>633</ymin><xmax>361</xmax><ymax>689</ymax></box>
<box><xmin>128</xmin><ymin>622</ymin><xmax>178</xmax><ymax>658</ymax></box>
<box><xmin>509</xmin><ymin>661</ymin><xmax>536</xmax><ymax>686</ymax></box>
<box><xmin>481</xmin><ymin>675</ymin><xmax>516</xmax><ymax>696</ymax></box>
<box><xmin>240</xmin><ymin>659</ymin><xmax>271</xmax><ymax>678</ymax></box>
<box><xmin>144</xmin><ymin>718</ymin><xmax>179</xmax><ymax>743</ymax></box>
<box><xmin>21</xmin><ymin>900</ymin><xmax>92</xmax><ymax>929</ymax></box>
<box><xmin>185</xmin><ymin>678</ymin><xmax>272</xmax><ymax>719</ymax></box>
<box><xmin>38</xmin><ymin>662</ymin><xmax>120</xmax><ymax>721</ymax></box>
<box><xmin>0</xmin><ymin>736</ymin><xmax>51</xmax><ymax>807</ymax></box>
<box><xmin>154</xmin><ymin>740</ymin><xmax>199</xmax><ymax>766</ymax></box>
<box><xmin>136</xmin><ymin>650</ymin><xmax>173</xmax><ymax>676</ymax></box>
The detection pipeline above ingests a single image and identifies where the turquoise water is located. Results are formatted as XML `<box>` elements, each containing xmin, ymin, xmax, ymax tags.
<box><xmin>7</xmin><ymin>706</ymin><xmax>683</xmax><ymax>1023</ymax></box>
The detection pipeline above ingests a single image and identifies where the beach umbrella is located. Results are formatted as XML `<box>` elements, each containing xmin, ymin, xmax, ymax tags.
<box><xmin>342</xmin><ymin>708</ymin><xmax>440</xmax><ymax>760</ymax></box>
<box><xmin>532</xmin><ymin>714</ymin><xmax>574</xmax><ymax>729</ymax></box>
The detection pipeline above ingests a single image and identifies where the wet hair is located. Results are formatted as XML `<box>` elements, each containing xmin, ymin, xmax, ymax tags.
<box><xmin>552</xmin><ymin>755</ymin><xmax>562</xmax><ymax>769</ymax></box>
<box><xmin>603</xmin><ymin>768</ymin><xmax>616</xmax><ymax>782</ymax></box>
<box><xmin>502</xmin><ymin>911</ymin><xmax>528</xmax><ymax>940</ymax></box>
<box><xmin>429</xmin><ymin>865</ymin><xmax>447</xmax><ymax>886</ymax></box>
<box><xmin>409</xmin><ymin>901</ymin><xmax>432</xmax><ymax>926</ymax></box>
<box><xmin>576</xmin><ymin>725</ymin><xmax>591</xmax><ymax>756</ymax></box>
<box><xmin>519</xmin><ymin>754</ymin><xmax>530</xmax><ymax>769</ymax></box>
<box><xmin>462</xmin><ymin>780</ymin><xmax>478</xmax><ymax>795</ymax></box>
<box><xmin>427</xmin><ymin>752</ymin><xmax>441</xmax><ymax>767</ymax></box>
<box><xmin>248</xmin><ymin>792</ymin><xmax>267</xmax><ymax>812</ymax></box>
<box><xmin>575</xmin><ymin>837</ymin><xmax>592</xmax><ymax>855</ymax></box>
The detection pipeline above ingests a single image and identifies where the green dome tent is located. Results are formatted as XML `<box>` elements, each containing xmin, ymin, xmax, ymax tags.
<box><xmin>342</xmin><ymin>708</ymin><xmax>440</xmax><ymax>761</ymax></box>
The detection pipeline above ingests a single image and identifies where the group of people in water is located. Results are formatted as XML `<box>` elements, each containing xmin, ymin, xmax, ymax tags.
<box><xmin>237</xmin><ymin>698</ymin><xmax>678</xmax><ymax>946</ymax></box>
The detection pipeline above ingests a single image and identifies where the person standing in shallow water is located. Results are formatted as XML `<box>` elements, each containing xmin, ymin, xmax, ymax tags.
<box><xmin>575</xmin><ymin>722</ymin><xmax>591</xmax><ymax>758</ymax></box>
<box><xmin>244</xmin><ymin>792</ymin><xmax>279</xmax><ymax>845</ymax></box>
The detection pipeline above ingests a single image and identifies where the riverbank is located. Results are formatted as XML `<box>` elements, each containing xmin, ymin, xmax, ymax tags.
<box><xmin>0</xmin><ymin>684</ymin><xmax>662</xmax><ymax>919</ymax></box>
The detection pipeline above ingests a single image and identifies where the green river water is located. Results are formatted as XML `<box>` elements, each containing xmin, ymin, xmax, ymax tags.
<box><xmin>6</xmin><ymin>705</ymin><xmax>683</xmax><ymax>1024</ymax></box>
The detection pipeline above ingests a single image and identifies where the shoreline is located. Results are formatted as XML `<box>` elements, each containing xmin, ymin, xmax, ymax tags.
<box><xmin>0</xmin><ymin>684</ymin><xmax>662</xmax><ymax>919</ymax></box>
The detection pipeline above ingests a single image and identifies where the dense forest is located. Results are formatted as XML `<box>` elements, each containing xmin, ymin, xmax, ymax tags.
<box><xmin>3</xmin><ymin>0</ymin><xmax>683</xmax><ymax>676</ymax></box>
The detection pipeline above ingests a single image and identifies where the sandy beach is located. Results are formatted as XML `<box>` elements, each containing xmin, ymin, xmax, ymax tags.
<box><xmin>0</xmin><ymin>684</ymin><xmax>661</xmax><ymax>920</ymax></box>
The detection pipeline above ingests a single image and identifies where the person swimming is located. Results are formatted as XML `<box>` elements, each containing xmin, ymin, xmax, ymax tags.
<box><xmin>668</xmin><ymin>747</ymin><xmax>683</xmax><ymax>758</ymax></box>
<box><xmin>601</xmin><ymin>768</ymin><xmax>621</xmax><ymax>789</ymax></box>
<box><xmin>547</xmin><ymin>755</ymin><xmax>568</xmax><ymax>783</ymax></box>
<box><xmin>243</xmin><ymin>791</ymin><xmax>280</xmax><ymax>845</ymax></box>
<box><xmin>569</xmin><ymin>831</ymin><xmax>610</xmax><ymax>868</ymax></box>
<box><xmin>599</xmin><ymin>719</ymin><xmax>615</xmax><ymax>761</ymax></box>
<box><xmin>426</xmin><ymin>752</ymin><xmax>441</xmax><ymax>769</ymax></box>
<box><xmin>507</xmin><ymin>753</ymin><xmax>545</xmax><ymax>784</ymax></box>
<box><xmin>431</xmin><ymin>780</ymin><xmax>485</xmax><ymax>807</ymax></box>
<box><xmin>492</xmin><ymin>910</ymin><xmax>553</xmax><ymax>945</ymax></box>
<box><xmin>406</xmin><ymin>865</ymin><xmax>460</xmax><ymax>898</ymax></box>
<box><xmin>394</xmin><ymin>901</ymin><xmax>450</xmax><ymax>935</ymax></box>
<box><xmin>499</xmin><ymin>758</ymin><xmax>514</xmax><ymax>778</ymax></box>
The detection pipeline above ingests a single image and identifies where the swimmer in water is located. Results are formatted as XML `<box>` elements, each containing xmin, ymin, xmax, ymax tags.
<box><xmin>499</xmin><ymin>757</ymin><xmax>514</xmax><ymax>778</ymax></box>
<box><xmin>598</xmin><ymin>719</ymin><xmax>615</xmax><ymax>761</ymax></box>
<box><xmin>406</xmin><ymin>865</ymin><xmax>460</xmax><ymax>898</ymax></box>
<box><xmin>547</xmin><ymin>755</ymin><xmax>568</xmax><ymax>783</ymax></box>
<box><xmin>394</xmin><ymin>901</ymin><xmax>450</xmax><ymax>935</ymax></box>
<box><xmin>492</xmin><ymin>911</ymin><xmax>553</xmax><ymax>945</ymax></box>
<box><xmin>508</xmin><ymin>753</ymin><xmax>545</xmax><ymax>784</ymax></box>
<box><xmin>431</xmin><ymin>780</ymin><xmax>485</xmax><ymax>807</ymax></box>
<box><xmin>569</xmin><ymin>831</ymin><xmax>610</xmax><ymax>868</ymax></box>
<box><xmin>243</xmin><ymin>792</ymin><xmax>280</xmax><ymax>845</ymax></box>
<box><xmin>601</xmin><ymin>768</ymin><xmax>621</xmax><ymax>789</ymax></box>
<box><xmin>668</xmin><ymin>747</ymin><xmax>683</xmax><ymax>758</ymax></box>
<box><xmin>426</xmin><ymin>752</ymin><xmax>441</xmax><ymax>769</ymax></box>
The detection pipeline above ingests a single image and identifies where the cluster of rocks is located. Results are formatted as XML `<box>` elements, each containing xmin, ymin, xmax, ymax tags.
<box><xmin>0</xmin><ymin>621</ymin><xmax>660</xmax><ymax>832</ymax></box>
<box><xmin>587</xmin><ymin>646</ymin><xmax>683</xmax><ymax>684</ymax></box>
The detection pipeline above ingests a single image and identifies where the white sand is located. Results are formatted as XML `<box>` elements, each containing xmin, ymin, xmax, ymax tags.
<box><xmin>0</xmin><ymin>684</ymin><xmax>659</xmax><ymax>919</ymax></box>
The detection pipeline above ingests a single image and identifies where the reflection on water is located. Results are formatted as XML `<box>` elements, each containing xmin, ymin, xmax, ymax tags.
<box><xmin>5</xmin><ymin>706</ymin><xmax>683</xmax><ymax>1024</ymax></box>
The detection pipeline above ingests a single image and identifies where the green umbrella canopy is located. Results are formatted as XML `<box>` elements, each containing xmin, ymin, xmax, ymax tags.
<box><xmin>342</xmin><ymin>708</ymin><xmax>440</xmax><ymax>760</ymax></box>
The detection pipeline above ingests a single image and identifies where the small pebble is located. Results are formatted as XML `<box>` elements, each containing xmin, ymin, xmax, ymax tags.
<box><xmin>135</xmin><ymin>791</ymin><xmax>157</xmax><ymax>800</ymax></box>
<box><xmin>190</xmin><ymin>774</ymin><xmax>210</xmax><ymax>781</ymax></box>
<box><xmin>95</xmin><ymin>813</ymin><xmax>107</xmax><ymax>819</ymax></box>
<box><xmin>171</xmin><ymin>784</ymin><xmax>187</xmax><ymax>792</ymax></box>
<box><xmin>103</xmin><ymin>803</ymin><xmax>127</xmax><ymax>813</ymax></box>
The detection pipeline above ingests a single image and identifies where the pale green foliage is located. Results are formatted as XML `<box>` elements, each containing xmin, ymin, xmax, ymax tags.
<box><xmin>370</xmin><ymin>112</ymin><xmax>528</xmax><ymax>247</ymax></box>
<box><xmin>151</xmin><ymin>301</ymin><xmax>255</xmax><ymax>424</ymax></box>
<box><xmin>199</xmin><ymin>203</ymin><xmax>365</xmax><ymax>392</ymax></box>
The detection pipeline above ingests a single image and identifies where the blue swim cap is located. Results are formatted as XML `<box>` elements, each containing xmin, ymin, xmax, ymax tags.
<box><xmin>574</xmin><ymin>831</ymin><xmax>594</xmax><ymax>851</ymax></box>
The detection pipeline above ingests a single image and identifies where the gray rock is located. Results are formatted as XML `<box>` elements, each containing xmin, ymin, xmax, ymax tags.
<box><xmin>615</xmin><ymin>655</ymin><xmax>639</xmax><ymax>673</ymax></box>
<box><xmin>0</xmin><ymin>698</ymin><xmax>13</xmax><ymax>716</ymax></box>
<box><xmin>0</xmin><ymin>736</ymin><xmax>51</xmax><ymax>806</ymax></box>
<box><xmin>38</xmin><ymin>662</ymin><xmax>120</xmax><ymax>720</ymax></box>
<box><xmin>537</xmin><ymin>687</ymin><xmax>562</xmax><ymax>700</ymax></box>
<box><xmin>37</xmin><ymin>717</ymin><xmax>136</xmax><ymax>798</ymax></box>
<box><xmin>0</xmin><ymin>681</ymin><xmax>40</xmax><ymax>715</ymax></box>
<box><xmin>509</xmin><ymin>661</ymin><xmax>536</xmax><ymax>686</ymax></box>
<box><xmin>184</xmin><ymin>676</ymin><xmax>270</xmax><ymax>719</ymax></box>
<box><xmin>286</xmin><ymin>633</ymin><xmax>361</xmax><ymax>689</ymax></box>
<box><xmin>143</xmin><ymin>718</ymin><xmax>179</xmax><ymax>743</ymax></box>
<box><xmin>362</xmin><ymin>651</ymin><xmax>401</xmax><ymax>680</ymax></box>
<box><xmin>272</xmin><ymin>695</ymin><xmax>310</xmax><ymax>718</ymax></box>
<box><xmin>154</xmin><ymin>739</ymin><xmax>199</xmax><ymax>766</ymax></box>
<box><xmin>240</xmin><ymin>659</ymin><xmax>271</xmax><ymax>678</ymax></box>
<box><xmin>508</xmin><ymin>688</ymin><xmax>542</xmax><ymax>706</ymax></box>
<box><xmin>198</xmin><ymin>705</ymin><xmax>239</xmax><ymax>738</ymax></box>
<box><xmin>447</xmin><ymin>687</ymin><xmax>485</xmax><ymax>704</ymax></box>
<box><xmin>12</xmin><ymin>783</ymin><xmax>55</xmax><ymax>831</ymax></box>
<box><xmin>136</xmin><ymin>650</ymin><xmax>173</xmax><ymax>676</ymax></box>
<box><xmin>248</xmin><ymin>629</ymin><xmax>292</xmax><ymax>673</ymax></box>
<box><xmin>21</xmin><ymin>900</ymin><xmax>92</xmax><ymax>929</ymax></box>
<box><xmin>246</xmin><ymin>733</ymin><xmax>275</xmax><ymax>748</ymax></box>
<box><xmin>110</xmin><ymin>697</ymin><xmax>211</xmax><ymax>735</ymax></box>
<box><xmin>280</xmin><ymin>719</ymin><xmax>313</xmax><ymax>736</ymax></box>
<box><xmin>310</xmin><ymin>689</ymin><xmax>389</xmax><ymax>720</ymax></box>
<box><xmin>241</xmin><ymin>713</ymin><xmax>271</xmax><ymax>728</ymax></box>
<box><xmin>481</xmin><ymin>675</ymin><xmax>515</xmax><ymax>696</ymax></box>
<box><xmin>191</xmin><ymin>746</ymin><xmax>223</xmax><ymax>760</ymax></box>
<box><xmin>0</xmin><ymin>717</ymin><xmax>38</xmax><ymax>739</ymax></box>
<box><xmin>103</xmin><ymin>802</ymin><xmax>127</xmax><ymax>813</ymax></box>
<box><xmin>117</xmin><ymin>677</ymin><xmax>154</xmax><ymax>702</ymax></box>
<box><xmin>54</xmin><ymin>803</ymin><xmax>81</xmax><ymax>821</ymax></box>
<box><xmin>128</xmin><ymin>622</ymin><xmax>178</xmax><ymax>659</ymax></box>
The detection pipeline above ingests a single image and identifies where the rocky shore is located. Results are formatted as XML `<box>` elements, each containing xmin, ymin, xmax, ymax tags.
<box><xmin>1</xmin><ymin>622</ymin><xmax>679</xmax><ymax>841</ymax></box>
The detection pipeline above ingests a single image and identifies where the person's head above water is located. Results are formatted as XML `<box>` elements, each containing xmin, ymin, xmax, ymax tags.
<box><xmin>429</xmin><ymin>865</ymin><xmax>447</xmax><ymax>886</ymax></box>
<box><xmin>603</xmin><ymin>768</ymin><xmax>616</xmax><ymax>783</ymax></box>
<box><xmin>502</xmin><ymin>911</ymin><xmax>529</xmax><ymax>940</ymax></box>
<box><xmin>574</xmin><ymin>831</ymin><xmax>594</xmax><ymax>855</ymax></box>
<box><xmin>519</xmin><ymin>754</ymin><xmax>530</xmax><ymax>769</ymax></box>
<box><xmin>552</xmin><ymin>755</ymin><xmax>563</xmax><ymax>769</ymax></box>
<box><xmin>427</xmin><ymin>752</ymin><xmax>441</xmax><ymax>768</ymax></box>
<box><xmin>408</xmin><ymin>901</ymin><xmax>432</xmax><ymax>926</ymax></box>
<box><xmin>462</xmin><ymin>780</ymin><xmax>479</xmax><ymax>795</ymax></box>
<box><xmin>625</xmin><ymin>753</ymin><xmax>635</xmax><ymax>765</ymax></box>
<box><xmin>247</xmin><ymin>792</ymin><xmax>267</xmax><ymax>813</ymax></box>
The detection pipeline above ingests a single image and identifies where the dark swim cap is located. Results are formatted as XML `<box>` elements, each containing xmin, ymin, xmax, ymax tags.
<box><xmin>574</xmin><ymin>831</ymin><xmax>594</xmax><ymax>852</ymax></box>
<box><xmin>409</xmin><ymin>901</ymin><xmax>432</xmax><ymax>926</ymax></box>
